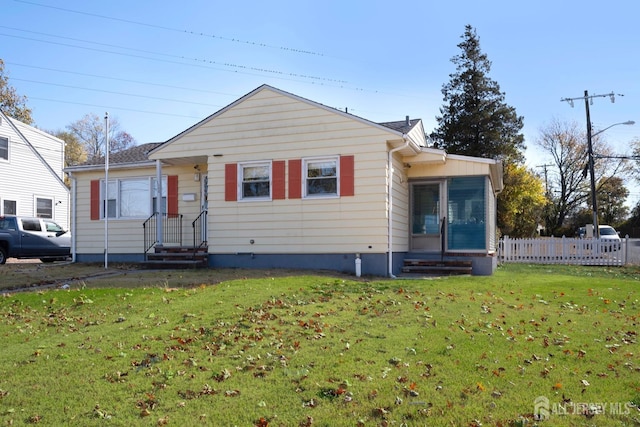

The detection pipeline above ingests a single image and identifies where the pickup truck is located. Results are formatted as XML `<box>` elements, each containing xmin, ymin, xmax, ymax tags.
<box><xmin>0</xmin><ymin>216</ymin><xmax>71</xmax><ymax>264</ymax></box>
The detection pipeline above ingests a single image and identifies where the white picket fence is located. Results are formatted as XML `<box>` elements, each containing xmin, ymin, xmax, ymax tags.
<box><xmin>499</xmin><ymin>236</ymin><xmax>629</xmax><ymax>266</ymax></box>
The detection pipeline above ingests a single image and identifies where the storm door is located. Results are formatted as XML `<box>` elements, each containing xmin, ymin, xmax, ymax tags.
<box><xmin>410</xmin><ymin>182</ymin><xmax>445</xmax><ymax>251</ymax></box>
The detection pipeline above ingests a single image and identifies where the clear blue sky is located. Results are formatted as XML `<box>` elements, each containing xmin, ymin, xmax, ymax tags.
<box><xmin>3</xmin><ymin>0</ymin><xmax>639</xmax><ymax>202</ymax></box>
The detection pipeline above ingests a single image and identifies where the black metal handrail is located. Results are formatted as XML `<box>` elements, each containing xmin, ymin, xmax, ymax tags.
<box><xmin>440</xmin><ymin>216</ymin><xmax>446</xmax><ymax>261</ymax></box>
<box><xmin>192</xmin><ymin>210</ymin><xmax>207</xmax><ymax>248</ymax></box>
<box><xmin>143</xmin><ymin>212</ymin><xmax>184</xmax><ymax>255</ymax></box>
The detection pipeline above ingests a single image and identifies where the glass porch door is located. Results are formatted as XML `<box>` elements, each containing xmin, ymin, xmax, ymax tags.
<box><xmin>410</xmin><ymin>182</ymin><xmax>444</xmax><ymax>251</ymax></box>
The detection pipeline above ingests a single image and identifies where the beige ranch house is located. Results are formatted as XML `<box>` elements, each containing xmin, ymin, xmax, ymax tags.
<box><xmin>66</xmin><ymin>85</ymin><xmax>503</xmax><ymax>276</ymax></box>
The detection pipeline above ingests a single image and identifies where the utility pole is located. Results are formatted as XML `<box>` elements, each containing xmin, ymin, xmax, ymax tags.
<box><xmin>560</xmin><ymin>91</ymin><xmax>622</xmax><ymax>238</ymax></box>
<box><xmin>536</xmin><ymin>164</ymin><xmax>553</xmax><ymax>196</ymax></box>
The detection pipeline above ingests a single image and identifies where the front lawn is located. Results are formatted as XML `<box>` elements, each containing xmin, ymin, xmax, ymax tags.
<box><xmin>0</xmin><ymin>264</ymin><xmax>638</xmax><ymax>426</ymax></box>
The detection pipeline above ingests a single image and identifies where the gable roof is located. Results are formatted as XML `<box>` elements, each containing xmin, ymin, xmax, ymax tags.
<box><xmin>0</xmin><ymin>110</ymin><xmax>67</xmax><ymax>188</ymax></box>
<box><xmin>149</xmin><ymin>84</ymin><xmax>425</xmax><ymax>158</ymax></box>
<box><xmin>66</xmin><ymin>85</ymin><xmax>429</xmax><ymax>170</ymax></box>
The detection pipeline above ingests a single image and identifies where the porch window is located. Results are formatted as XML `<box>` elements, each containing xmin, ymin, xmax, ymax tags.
<box><xmin>0</xmin><ymin>136</ymin><xmax>8</xmax><ymax>161</ymax></box>
<box><xmin>36</xmin><ymin>197</ymin><xmax>53</xmax><ymax>218</ymax></box>
<box><xmin>239</xmin><ymin>162</ymin><xmax>271</xmax><ymax>200</ymax></box>
<box><xmin>101</xmin><ymin>177</ymin><xmax>167</xmax><ymax>219</ymax></box>
<box><xmin>304</xmin><ymin>157</ymin><xmax>338</xmax><ymax>197</ymax></box>
<box><xmin>447</xmin><ymin>176</ymin><xmax>486</xmax><ymax>250</ymax></box>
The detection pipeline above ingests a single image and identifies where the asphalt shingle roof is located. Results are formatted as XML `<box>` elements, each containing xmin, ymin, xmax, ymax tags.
<box><xmin>82</xmin><ymin>142</ymin><xmax>162</xmax><ymax>166</ymax></box>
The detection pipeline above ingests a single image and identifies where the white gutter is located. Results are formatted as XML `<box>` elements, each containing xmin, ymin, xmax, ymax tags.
<box><xmin>387</xmin><ymin>135</ymin><xmax>410</xmax><ymax>278</ymax></box>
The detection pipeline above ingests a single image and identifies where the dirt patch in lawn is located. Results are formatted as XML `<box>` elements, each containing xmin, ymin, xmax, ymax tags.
<box><xmin>0</xmin><ymin>261</ymin><xmax>363</xmax><ymax>292</ymax></box>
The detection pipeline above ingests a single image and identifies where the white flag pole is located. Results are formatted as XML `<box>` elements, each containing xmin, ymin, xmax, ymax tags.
<box><xmin>104</xmin><ymin>112</ymin><xmax>109</xmax><ymax>269</ymax></box>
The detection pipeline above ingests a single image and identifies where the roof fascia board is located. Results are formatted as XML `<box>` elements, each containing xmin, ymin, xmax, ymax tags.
<box><xmin>65</xmin><ymin>160</ymin><xmax>157</xmax><ymax>173</ymax></box>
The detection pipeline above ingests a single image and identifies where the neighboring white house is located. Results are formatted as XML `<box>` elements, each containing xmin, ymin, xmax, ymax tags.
<box><xmin>66</xmin><ymin>85</ymin><xmax>503</xmax><ymax>276</ymax></box>
<box><xmin>0</xmin><ymin>111</ymin><xmax>70</xmax><ymax>228</ymax></box>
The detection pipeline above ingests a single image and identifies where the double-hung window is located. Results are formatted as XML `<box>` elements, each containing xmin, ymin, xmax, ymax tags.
<box><xmin>0</xmin><ymin>136</ymin><xmax>8</xmax><ymax>161</ymax></box>
<box><xmin>101</xmin><ymin>177</ymin><xmax>167</xmax><ymax>219</ymax></box>
<box><xmin>239</xmin><ymin>162</ymin><xmax>271</xmax><ymax>200</ymax></box>
<box><xmin>304</xmin><ymin>157</ymin><xmax>338</xmax><ymax>197</ymax></box>
<box><xmin>36</xmin><ymin>197</ymin><xmax>53</xmax><ymax>218</ymax></box>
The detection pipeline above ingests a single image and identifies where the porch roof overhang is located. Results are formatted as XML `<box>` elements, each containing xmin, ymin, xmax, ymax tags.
<box><xmin>147</xmin><ymin>154</ymin><xmax>209</xmax><ymax>167</ymax></box>
<box><xmin>400</xmin><ymin>149</ymin><xmax>504</xmax><ymax>195</ymax></box>
<box><xmin>401</xmin><ymin>147</ymin><xmax>448</xmax><ymax>165</ymax></box>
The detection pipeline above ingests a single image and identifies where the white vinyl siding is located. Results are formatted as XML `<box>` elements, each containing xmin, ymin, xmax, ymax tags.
<box><xmin>0</xmin><ymin>115</ymin><xmax>69</xmax><ymax>228</ymax></box>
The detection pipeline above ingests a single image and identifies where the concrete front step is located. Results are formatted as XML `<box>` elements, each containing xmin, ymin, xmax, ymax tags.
<box><xmin>143</xmin><ymin>246</ymin><xmax>208</xmax><ymax>269</ymax></box>
<box><xmin>401</xmin><ymin>259</ymin><xmax>473</xmax><ymax>276</ymax></box>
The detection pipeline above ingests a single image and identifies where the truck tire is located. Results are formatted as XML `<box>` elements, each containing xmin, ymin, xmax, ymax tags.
<box><xmin>0</xmin><ymin>247</ymin><xmax>7</xmax><ymax>265</ymax></box>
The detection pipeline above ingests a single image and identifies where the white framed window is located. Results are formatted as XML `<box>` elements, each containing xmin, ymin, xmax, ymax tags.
<box><xmin>101</xmin><ymin>176</ymin><xmax>167</xmax><ymax>219</ymax></box>
<box><xmin>36</xmin><ymin>197</ymin><xmax>53</xmax><ymax>218</ymax></box>
<box><xmin>2</xmin><ymin>199</ymin><xmax>17</xmax><ymax>215</ymax></box>
<box><xmin>239</xmin><ymin>161</ymin><xmax>271</xmax><ymax>201</ymax></box>
<box><xmin>304</xmin><ymin>156</ymin><xmax>339</xmax><ymax>197</ymax></box>
<box><xmin>0</xmin><ymin>136</ymin><xmax>8</xmax><ymax>161</ymax></box>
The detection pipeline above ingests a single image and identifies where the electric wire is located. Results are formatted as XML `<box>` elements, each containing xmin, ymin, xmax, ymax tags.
<box><xmin>0</xmin><ymin>26</ymin><xmax>347</xmax><ymax>85</ymax></box>
<box><xmin>12</xmin><ymin>0</ymin><xmax>326</xmax><ymax>57</ymax></box>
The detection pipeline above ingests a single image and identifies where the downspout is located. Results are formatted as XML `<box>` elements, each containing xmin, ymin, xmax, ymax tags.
<box><xmin>69</xmin><ymin>172</ymin><xmax>77</xmax><ymax>262</ymax></box>
<box><xmin>387</xmin><ymin>135</ymin><xmax>410</xmax><ymax>278</ymax></box>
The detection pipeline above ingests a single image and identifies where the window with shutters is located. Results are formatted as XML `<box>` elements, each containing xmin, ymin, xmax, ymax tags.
<box><xmin>99</xmin><ymin>176</ymin><xmax>167</xmax><ymax>219</ymax></box>
<box><xmin>239</xmin><ymin>162</ymin><xmax>271</xmax><ymax>201</ymax></box>
<box><xmin>303</xmin><ymin>156</ymin><xmax>338</xmax><ymax>198</ymax></box>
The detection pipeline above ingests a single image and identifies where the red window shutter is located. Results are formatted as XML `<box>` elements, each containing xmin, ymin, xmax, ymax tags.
<box><xmin>340</xmin><ymin>155</ymin><xmax>355</xmax><ymax>197</ymax></box>
<box><xmin>225</xmin><ymin>163</ymin><xmax>238</xmax><ymax>201</ymax></box>
<box><xmin>272</xmin><ymin>160</ymin><xmax>286</xmax><ymax>200</ymax></box>
<box><xmin>90</xmin><ymin>180</ymin><xmax>100</xmax><ymax>220</ymax></box>
<box><xmin>167</xmin><ymin>175</ymin><xmax>178</xmax><ymax>215</ymax></box>
<box><xmin>288</xmin><ymin>159</ymin><xmax>302</xmax><ymax>199</ymax></box>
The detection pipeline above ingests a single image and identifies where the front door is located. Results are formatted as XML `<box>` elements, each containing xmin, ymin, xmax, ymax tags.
<box><xmin>410</xmin><ymin>182</ymin><xmax>444</xmax><ymax>251</ymax></box>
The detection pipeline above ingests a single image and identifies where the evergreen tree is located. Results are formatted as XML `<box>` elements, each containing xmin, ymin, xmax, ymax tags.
<box><xmin>432</xmin><ymin>25</ymin><xmax>525</xmax><ymax>165</ymax></box>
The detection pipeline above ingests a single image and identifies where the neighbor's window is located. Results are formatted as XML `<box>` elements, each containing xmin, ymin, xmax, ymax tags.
<box><xmin>101</xmin><ymin>177</ymin><xmax>166</xmax><ymax>219</ymax></box>
<box><xmin>240</xmin><ymin>162</ymin><xmax>271</xmax><ymax>200</ymax></box>
<box><xmin>36</xmin><ymin>197</ymin><xmax>53</xmax><ymax>218</ymax></box>
<box><xmin>304</xmin><ymin>157</ymin><xmax>338</xmax><ymax>197</ymax></box>
<box><xmin>3</xmin><ymin>199</ymin><xmax>16</xmax><ymax>215</ymax></box>
<box><xmin>0</xmin><ymin>136</ymin><xmax>8</xmax><ymax>161</ymax></box>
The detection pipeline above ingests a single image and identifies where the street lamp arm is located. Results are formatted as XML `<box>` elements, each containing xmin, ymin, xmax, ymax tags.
<box><xmin>591</xmin><ymin>120</ymin><xmax>635</xmax><ymax>138</ymax></box>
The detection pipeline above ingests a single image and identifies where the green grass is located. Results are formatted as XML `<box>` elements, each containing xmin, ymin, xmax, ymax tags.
<box><xmin>0</xmin><ymin>264</ymin><xmax>639</xmax><ymax>426</ymax></box>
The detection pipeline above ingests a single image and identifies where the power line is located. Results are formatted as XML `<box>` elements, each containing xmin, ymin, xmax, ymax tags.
<box><xmin>12</xmin><ymin>0</ymin><xmax>327</xmax><ymax>57</ymax></box>
<box><xmin>28</xmin><ymin>97</ymin><xmax>204</xmax><ymax>120</ymax></box>
<box><xmin>10</xmin><ymin>77</ymin><xmax>226</xmax><ymax>108</ymax></box>
<box><xmin>0</xmin><ymin>28</ymin><xmax>349</xmax><ymax>86</ymax></box>
<box><xmin>7</xmin><ymin>62</ymin><xmax>240</xmax><ymax>96</ymax></box>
